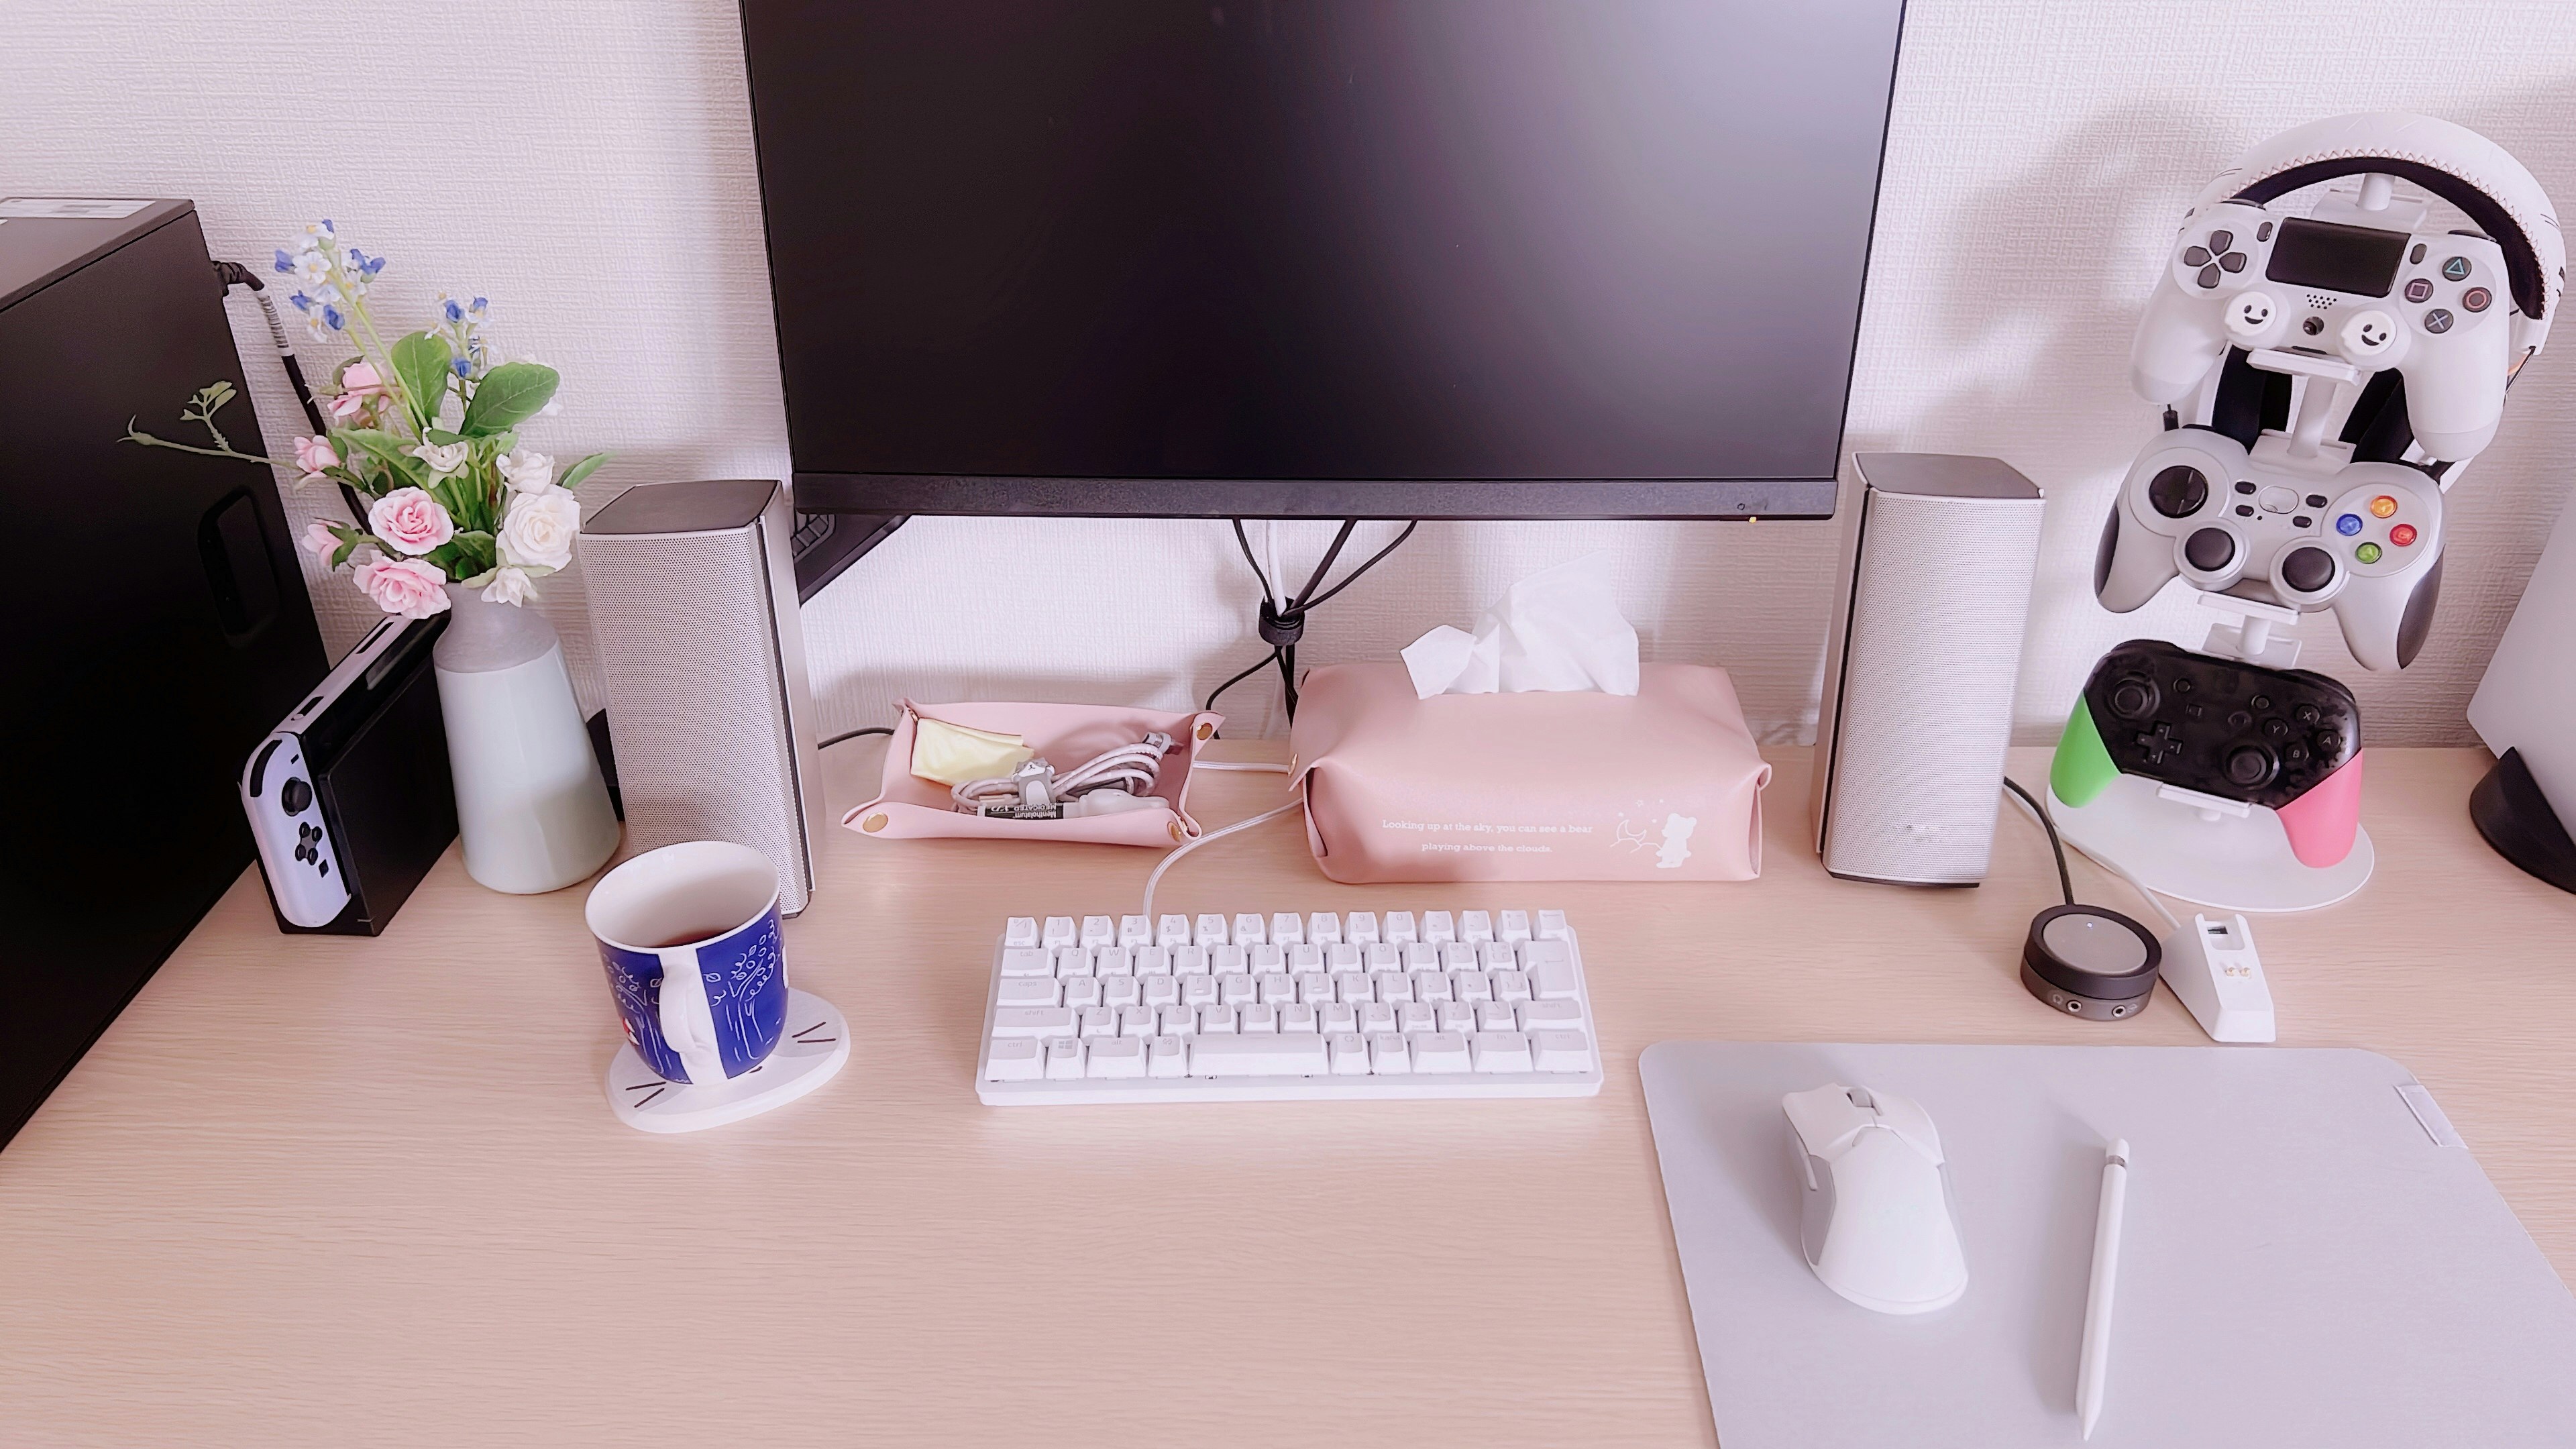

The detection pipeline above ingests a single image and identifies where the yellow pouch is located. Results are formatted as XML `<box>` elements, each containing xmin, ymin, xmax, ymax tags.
<box><xmin>910</xmin><ymin>716</ymin><xmax>1034</xmax><ymax>786</ymax></box>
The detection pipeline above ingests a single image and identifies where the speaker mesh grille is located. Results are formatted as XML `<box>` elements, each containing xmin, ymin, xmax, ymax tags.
<box><xmin>584</xmin><ymin>525</ymin><xmax>810</xmax><ymax>912</ymax></box>
<box><xmin>1823</xmin><ymin>490</ymin><xmax>2043</xmax><ymax>883</ymax></box>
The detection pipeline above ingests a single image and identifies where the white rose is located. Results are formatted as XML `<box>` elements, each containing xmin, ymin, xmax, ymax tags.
<box><xmin>478</xmin><ymin>566</ymin><xmax>539</xmax><ymax>606</ymax></box>
<box><xmin>498</xmin><ymin>488</ymin><xmax>581</xmax><ymax>571</ymax></box>
<box><xmin>496</xmin><ymin>449</ymin><xmax>555</xmax><ymax>493</ymax></box>
<box><xmin>408</xmin><ymin>441</ymin><xmax>470</xmax><ymax>476</ymax></box>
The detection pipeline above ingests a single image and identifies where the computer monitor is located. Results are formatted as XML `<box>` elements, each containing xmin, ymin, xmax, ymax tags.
<box><xmin>742</xmin><ymin>0</ymin><xmax>1905</xmax><ymax>519</ymax></box>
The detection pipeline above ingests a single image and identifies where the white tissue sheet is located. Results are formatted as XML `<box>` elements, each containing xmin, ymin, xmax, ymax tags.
<box><xmin>1399</xmin><ymin>552</ymin><xmax>1640</xmax><ymax>698</ymax></box>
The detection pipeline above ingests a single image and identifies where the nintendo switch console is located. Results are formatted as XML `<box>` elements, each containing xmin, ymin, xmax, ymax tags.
<box><xmin>241</xmin><ymin>614</ymin><xmax>456</xmax><ymax>934</ymax></box>
<box><xmin>2050</xmin><ymin>641</ymin><xmax>2364</xmax><ymax>869</ymax></box>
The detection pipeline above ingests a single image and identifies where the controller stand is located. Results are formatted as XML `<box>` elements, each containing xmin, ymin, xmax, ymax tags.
<box><xmin>604</xmin><ymin>989</ymin><xmax>849</xmax><ymax>1134</ymax></box>
<box><xmin>2054</xmin><ymin>600</ymin><xmax>2373</xmax><ymax>912</ymax></box>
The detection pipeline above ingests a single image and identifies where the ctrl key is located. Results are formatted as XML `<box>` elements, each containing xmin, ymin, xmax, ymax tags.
<box><xmin>985</xmin><ymin>1038</ymin><xmax>1044</xmax><ymax>1081</ymax></box>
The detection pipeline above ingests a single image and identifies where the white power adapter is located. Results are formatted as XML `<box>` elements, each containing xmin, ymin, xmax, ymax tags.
<box><xmin>2160</xmin><ymin>913</ymin><xmax>2275</xmax><ymax>1043</ymax></box>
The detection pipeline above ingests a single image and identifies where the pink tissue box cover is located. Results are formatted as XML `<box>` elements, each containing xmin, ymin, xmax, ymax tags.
<box><xmin>1288</xmin><ymin>663</ymin><xmax>1770</xmax><ymax>883</ymax></box>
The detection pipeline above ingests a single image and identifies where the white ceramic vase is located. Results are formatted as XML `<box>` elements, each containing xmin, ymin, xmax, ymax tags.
<box><xmin>433</xmin><ymin>582</ymin><xmax>621</xmax><ymax>894</ymax></box>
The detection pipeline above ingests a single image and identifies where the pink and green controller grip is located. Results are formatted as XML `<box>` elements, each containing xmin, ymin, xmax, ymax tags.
<box><xmin>2049</xmin><ymin>640</ymin><xmax>2365</xmax><ymax>868</ymax></box>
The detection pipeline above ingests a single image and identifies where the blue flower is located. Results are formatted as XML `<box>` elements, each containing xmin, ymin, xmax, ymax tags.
<box><xmin>319</xmin><ymin>218</ymin><xmax>333</xmax><ymax>230</ymax></box>
<box><xmin>452</xmin><ymin>356</ymin><xmax>472</xmax><ymax>377</ymax></box>
<box><xmin>274</xmin><ymin>248</ymin><xmax>295</xmax><ymax>274</ymax></box>
<box><xmin>470</xmin><ymin>297</ymin><xmax>487</xmax><ymax>313</ymax></box>
<box><xmin>443</xmin><ymin>298</ymin><xmax>464</xmax><ymax>322</ymax></box>
<box><xmin>344</xmin><ymin>247</ymin><xmax>386</xmax><ymax>277</ymax></box>
<box><xmin>321</xmin><ymin>304</ymin><xmax>346</xmax><ymax>331</ymax></box>
<box><xmin>288</xmin><ymin>290</ymin><xmax>312</xmax><ymax>313</ymax></box>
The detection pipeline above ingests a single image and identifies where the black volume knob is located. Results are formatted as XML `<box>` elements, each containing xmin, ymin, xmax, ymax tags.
<box><xmin>2225</xmin><ymin>745</ymin><xmax>2277</xmax><ymax>788</ymax></box>
<box><xmin>2107</xmin><ymin>676</ymin><xmax>2159</xmax><ymax>720</ymax></box>
<box><xmin>2147</xmin><ymin>465</ymin><xmax>2210</xmax><ymax>519</ymax></box>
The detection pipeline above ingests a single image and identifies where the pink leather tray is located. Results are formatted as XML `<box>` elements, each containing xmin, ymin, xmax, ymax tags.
<box><xmin>844</xmin><ymin>700</ymin><xmax>1224</xmax><ymax>847</ymax></box>
<box><xmin>1288</xmin><ymin>663</ymin><xmax>1771</xmax><ymax>883</ymax></box>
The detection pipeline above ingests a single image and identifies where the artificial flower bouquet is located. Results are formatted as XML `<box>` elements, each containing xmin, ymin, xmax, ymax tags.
<box><xmin>129</xmin><ymin>221</ymin><xmax>604</xmax><ymax>619</ymax></box>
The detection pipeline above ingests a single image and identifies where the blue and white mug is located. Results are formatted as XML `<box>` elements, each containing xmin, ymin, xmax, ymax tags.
<box><xmin>584</xmin><ymin>841</ymin><xmax>790</xmax><ymax>1087</ymax></box>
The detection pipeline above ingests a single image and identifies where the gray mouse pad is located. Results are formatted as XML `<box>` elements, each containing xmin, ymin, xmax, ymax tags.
<box><xmin>1638</xmin><ymin>1042</ymin><xmax>2576</xmax><ymax>1448</ymax></box>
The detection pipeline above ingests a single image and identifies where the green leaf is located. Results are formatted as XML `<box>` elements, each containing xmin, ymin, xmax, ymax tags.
<box><xmin>453</xmin><ymin>530</ymin><xmax>497</xmax><ymax>572</ymax></box>
<box><xmin>391</xmin><ymin>331</ymin><xmax>453</xmax><ymax>430</ymax></box>
<box><xmin>459</xmin><ymin>361</ymin><xmax>559</xmax><ymax>436</ymax></box>
<box><xmin>557</xmin><ymin>451</ymin><xmax>610</xmax><ymax>492</ymax></box>
<box><xmin>423</xmin><ymin>427</ymin><xmax>467</xmax><ymax>447</ymax></box>
<box><xmin>336</xmin><ymin>428</ymin><xmax>429</xmax><ymax>490</ymax></box>
<box><xmin>458</xmin><ymin>567</ymin><xmax>499</xmax><ymax>590</ymax></box>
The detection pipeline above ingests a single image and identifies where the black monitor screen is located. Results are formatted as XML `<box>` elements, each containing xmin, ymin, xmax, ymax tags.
<box><xmin>2263</xmin><ymin>217</ymin><xmax>2408</xmax><ymax>299</ymax></box>
<box><xmin>742</xmin><ymin>1</ymin><xmax>1906</xmax><ymax>517</ymax></box>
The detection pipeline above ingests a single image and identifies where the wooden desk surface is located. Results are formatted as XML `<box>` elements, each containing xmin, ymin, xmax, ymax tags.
<box><xmin>3</xmin><ymin>744</ymin><xmax>2570</xmax><ymax>1447</ymax></box>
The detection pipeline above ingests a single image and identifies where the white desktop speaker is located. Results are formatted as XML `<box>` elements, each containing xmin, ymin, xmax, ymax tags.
<box><xmin>580</xmin><ymin>480</ymin><xmax>827</xmax><ymax>915</ymax></box>
<box><xmin>1812</xmin><ymin>453</ymin><xmax>2045</xmax><ymax>885</ymax></box>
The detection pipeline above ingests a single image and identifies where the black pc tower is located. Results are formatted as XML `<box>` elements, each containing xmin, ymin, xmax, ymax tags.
<box><xmin>0</xmin><ymin>198</ymin><xmax>329</xmax><ymax>1147</ymax></box>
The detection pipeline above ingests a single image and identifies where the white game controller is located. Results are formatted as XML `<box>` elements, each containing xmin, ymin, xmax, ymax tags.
<box><xmin>2096</xmin><ymin>427</ymin><xmax>2446</xmax><ymax>671</ymax></box>
<box><xmin>2130</xmin><ymin>112</ymin><xmax>2563</xmax><ymax>464</ymax></box>
<box><xmin>244</xmin><ymin>731</ymin><xmax>350</xmax><ymax>928</ymax></box>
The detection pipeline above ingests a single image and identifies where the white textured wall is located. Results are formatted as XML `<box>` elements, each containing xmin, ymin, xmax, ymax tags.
<box><xmin>7</xmin><ymin>1</ymin><xmax>2573</xmax><ymax>746</ymax></box>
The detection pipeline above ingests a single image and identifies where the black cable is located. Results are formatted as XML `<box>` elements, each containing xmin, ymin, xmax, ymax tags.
<box><xmin>1204</xmin><ymin>646</ymin><xmax>1281</xmax><ymax>714</ymax></box>
<box><xmin>2003</xmin><ymin>777</ymin><xmax>2075</xmax><ymax>906</ymax></box>
<box><xmin>215</xmin><ymin>260</ymin><xmax>370</xmax><ymax>527</ymax></box>
<box><xmin>819</xmin><ymin>725</ymin><xmax>894</xmax><ymax>749</ymax></box>
<box><xmin>1214</xmin><ymin>519</ymin><xmax>1419</xmax><ymax>728</ymax></box>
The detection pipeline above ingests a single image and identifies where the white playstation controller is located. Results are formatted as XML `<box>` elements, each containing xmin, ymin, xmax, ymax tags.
<box><xmin>2095</xmin><ymin>427</ymin><xmax>2445</xmax><ymax>671</ymax></box>
<box><xmin>2133</xmin><ymin>203</ymin><xmax>2513</xmax><ymax>460</ymax></box>
<box><xmin>2129</xmin><ymin>111</ymin><xmax>2562</xmax><ymax>464</ymax></box>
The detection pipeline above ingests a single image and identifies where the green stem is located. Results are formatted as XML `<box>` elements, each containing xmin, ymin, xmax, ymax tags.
<box><xmin>125</xmin><ymin>424</ymin><xmax>281</xmax><ymax>466</ymax></box>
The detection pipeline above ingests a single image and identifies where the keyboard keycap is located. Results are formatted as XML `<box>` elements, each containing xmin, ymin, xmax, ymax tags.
<box><xmin>1346</xmin><ymin>912</ymin><xmax>1380</xmax><ymax>945</ymax></box>
<box><xmin>1211</xmin><ymin>944</ymin><xmax>1249</xmax><ymax>973</ymax></box>
<box><xmin>1516</xmin><ymin>1000</ymin><xmax>1583</xmax><ymax>1032</ymax></box>
<box><xmin>1063</xmin><ymin>978</ymin><xmax>1103</xmax><ymax>1010</ymax></box>
<box><xmin>1120</xmin><ymin>1006</ymin><xmax>1157</xmax><ymax>1038</ymax></box>
<box><xmin>1411</xmin><ymin>970</ymin><xmax>1452</xmax><ymax>1002</ymax></box>
<box><xmin>1475</xmin><ymin>1002</ymin><xmax>1517</xmax><ymax>1034</ymax></box>
<box><xmin>1460</xmin><ymin>910</ymin><xmax>1493</xmax><ymax>943</ymax></box>
<box><xmin>1256</xmin><ymin>973</ymin><xmax>1295</xmax><ymax>1004</ymax></box>
<box><xmin>1055</xmin><ymin>947</ymin><xmax>1094</xmax><ymax>978</ymax></box>
<box><xmin>1281</xmin><ymin>1004</ymin><xmax>1319</xmax><ymax>1033</ymax></box>
<box><xmin>1454</xmin><ymin>971</ymin><xmax>1493</xmax><ymax>1002</ymax></box>
<box><xmin>1357</xmin><ymin>1004</ymin><xmax>1398</xmax><ymax>1034</ymax></box>
<box><xmin>1413</xmin><ymin>1032</ymin><xmax>1471</xmax><ymax>1073</ymax></box>
<box><xmin>1269</xmin><ymin>912</ymin><xmax>1303</xmax><ymax>946</ymax></box>
<box><xmin>1537</xmin><ymin>910</ymin><xmax>1570</xmax><ymax>941</ymax></box>
<box><xmin>1499</xmin><ymin>910</ymin><xmax>1531</xmax><ymax>943</ymax></box>
<box><xmin>1530</xmin><ymin>1030</ymin><xmax>1592</xmax><ymax>1073</ymax></box>
<box><xmin>1286</xmin><ymin>943</ymin><xmax>1324</xmax><ymax>971</ymax></box>
<box><xmin>1396</xmin><ymin>1002</ymin><xmax>1436</xmax><ymax>1034</ymax></box>
<box><xmin>1199</xmin><ymin>1006</ymin><xmax>1238</xmax><ymax>1034</ymax></box>
<box><xmin>1250</xmin><ymin>944</ymin><xmax>1286</xmax><ymax>973</ymax></box>
<box><xmin>1079</xmin><ymin>1007</ymin><xmax>1116</xmax><ymax>1038</ymax></box>
<box><xmin>1081</xmin><ymin>916</ymin><xmax>1116</xmax><ymax>947</ymax></box>
<box><xmin>1294</xmin><ymin>972</ymin><xmax>1334</xmax><ymax>1004</ymax></box>
<box><xmin>1364</xmin><ymin>943</ymin><xmax>1401</xmax><ymax>971</ymax></box>
<box><xmin>1440</xmin><ymin>944</ymin><xmax>1479</xmax><ymax>972</ymax></box>
<box><xmin>1004</xmin><ymin>917</ymin><xmax>1040</xmax><ymax>948</ymax></box>
<box><xmin>1522</xmin><ymin>940</ymin><xmax>1578</xmax><ymax>998</ymax></box>
<box><xmin>1471</xmin><ymin>1032</ymin><xmax>1533</xmax><ymax>1073</ymax></box>
<box><xmin>1371</xmin><ymin>1034</ymin><xmax>1414</xmax><ymax>1074</ymax></box>
<box><xmin>1087</xmin><ymin>1036</ymin><xmax>1146</xmax><ymax>1077</ymax></box>
<box><xmin>1095</xmin><ymin>947</ymin><xmax>1134</xmax><ymax>976</ymax></box>
<box><xmin>1401</xmin><ymin>943</ymin><xmax>1440</xmax><ymax>973</ymax></box>
<box><xmin>1195</xmin><ymin>914</ymin><xmax>1229</xmax><ymax>946</ymax></box>
<box><xmin>1000</xmin><ymin>947</ymin><xmax>1055</xmax><ymax>977</ymax></box>
<box><xmin>1384</xmin><ymin>911</ymin><xmax>1417</xmax><ymax>945</ymax></box>
<box><xmin>1188</xmin><ymin>1034</ymin><xmax>1329</xmax><ymax>1077</ymax></box>
<box><xmin>1436</xmin><ymin>1002</ymin><xmax>1474</xmax><ymax>1034</ymax></box>
<box><xmin>1148</xmin><ymin>1036</ymin><xmax>1187</xmax><ymax>1077</ymax></box>
<box><xmin>987</xmin><ymin>1038</ymin><xmax>1043</xmax><ymax>1080</ymax></box>
<box><xmin>1173</xmin><ymin>945</ymin><xmax>1210</xmax><ymax>975</ymax></box>
<box><xmin>1160</xmin><ymin>1006</ymin><xmax>1198</xmax><ymax>1036</ymax></box>
<box><xmin>1308</xmin><ymin>912</ymin><xmax>1342</xmax><ymax>945</ymax></box>
<box><xmin>1332</xmin><ymin>972</ymin><xmax>1374</xmax><ymax>1004</ymax></box>
<box><xmin>1134</xmin><ymin>946</ymin><xmax>1171</xmax><ymax>975</ymax></box>
<box><xmin>1492</xmin><ymin>970</ymin><xmax>1531</xmax><ymax>1004</ymax></box>
<box><xmin>994</xmin><ymin>1008</ymin><xmax>1077</xmax><ymax>1038</ymax></box>
<box><xmin>1045</xmin><ymin>1038</ymin><xmax>1085</xmax><ymax>1078</ymax></box>
<box><xmin>1101</xmin><ymin>976</ymin><xmax>1142</xmax><ymax>1008</ymax></box>
<box><xmin>997</xmin><ymin>978</ymin><xmax>1061</xmax><ymax>1008</ymax></box>
<box><xmin>1179</xmin><ymin>976</ymin><xmax>1218</xmax><ymax>1007</ymax></box>
<box><xmin>1042</xmin><ymin>916</ymin><xmax>1077</xmax><ymax>948</ymax></box>
<box><xmin>1240</xmin><ymin>1004</ymin><xmax>1279</xmax><ymax>1034</ymax></box>
<box><xmin>1119</xmin><ymin>916</ymin><xmax>1152</xmax><ymax>947</ymax></box>
<box><xmin>1218</xmin><ymin>973</ymin><xmax>1256</xmax><ymax>1006</ymax></box>
<box><xmin>1157</xmin><ymin>914</ymin><xmax>1192</xmax><ymax>947</ymax></box>
<box><xmin>1371</xmin><ymin>971</ymin><xmax>1413</xmax><ymax>1004</ymax></box>
<box><xmin>1326</xmin><ymin>943</ymin><xmax>1363</xmax><ymax>971</ymax></box>
<box><xmin>1477</xmin><ymin>942</ymin><xmax>1517</xmax><ymax>972</ymax></box>
<box><xmin>1318</xmin><ymin>1003</ymin><xmax>1358</xmax><ymax>1035</ymax></box>
<box><xmin>1330</xmin><ymin>1032</ymin><xmax>1371</xmax><ymax>1075</ymax></box>
<box><xmin>1142</xmin><ymin>976</ymin><xmax>1181</xmax><ymax>1008</ymax></box>
<box><xmin>1423</xmin><ymin>911</ymin><xmax>1456</xmax><ymax>945</ymax></box>
<box><xmin>1233</xmin><ymin>914</ymin><xmax>1267</xmax><ymax>946</ymax></box>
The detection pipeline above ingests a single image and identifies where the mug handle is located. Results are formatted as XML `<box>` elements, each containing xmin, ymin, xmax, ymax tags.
<box><xmin>655</xmin><ymin>947</ymin><xmax>729</xmax><ymax>1087</ymax></box>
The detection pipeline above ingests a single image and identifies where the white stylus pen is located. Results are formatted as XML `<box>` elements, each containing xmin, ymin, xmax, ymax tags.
<box><xmin>2077</xmin><ymin>1139</ymin><xmax>2131</xmax><ymax>1440</ymax></box>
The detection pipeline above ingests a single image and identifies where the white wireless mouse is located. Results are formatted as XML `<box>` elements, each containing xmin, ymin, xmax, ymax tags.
<box><xmin>1781</xmin><ymin>1082</ymin><xmax>1969</xmax><ymax>1314</ymax></box>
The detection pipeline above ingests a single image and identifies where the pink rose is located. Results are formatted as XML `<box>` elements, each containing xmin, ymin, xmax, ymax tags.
<box><xmin>366</xmin><ymin>486</ymin><xmax>455</xmax><ymax>556</ymax></box>
<box><xmin>351</xmin><ymin>554</ymin><xmax>451</xmax><ymax>620</ymax></box>
<box><xmin>292</xmin><ymin>435</ymin><xmax>339</xmax><ymax>475</ymax></box>
<box><xmin>300</xmin><ymin>520</ymin><xmax>341</xmax><ymax>561</ymax></box>
<box><xmin>327</xmin><ymin>361</ymin><xmax>388</xmax><ymax>421</ymax></box>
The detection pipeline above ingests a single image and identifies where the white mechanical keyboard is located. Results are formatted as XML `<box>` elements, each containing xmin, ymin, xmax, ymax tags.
<box><xmin>977</xmin><ymin>908</ymin><xmax>1604</xmax><ymax>1104</ymax></box>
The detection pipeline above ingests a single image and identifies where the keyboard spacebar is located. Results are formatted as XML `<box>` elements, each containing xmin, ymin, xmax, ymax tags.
<box><xmin>1188</xmin><ymin>1035</ymin><xmax>1331</xmax><ymax>1077</ymax></box>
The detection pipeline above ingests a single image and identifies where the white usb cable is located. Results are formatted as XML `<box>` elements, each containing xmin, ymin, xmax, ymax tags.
<box><xmin>1138</xmin><ymin>759</ymin><xmax>1297</xmax><ymax>922</ymax></box>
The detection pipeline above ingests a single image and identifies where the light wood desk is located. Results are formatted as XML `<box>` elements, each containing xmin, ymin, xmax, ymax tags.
<box><xmin>3</xmin><ymin>743</ymin><xmax>2570</xmax><ymax>1447</ymax></box>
